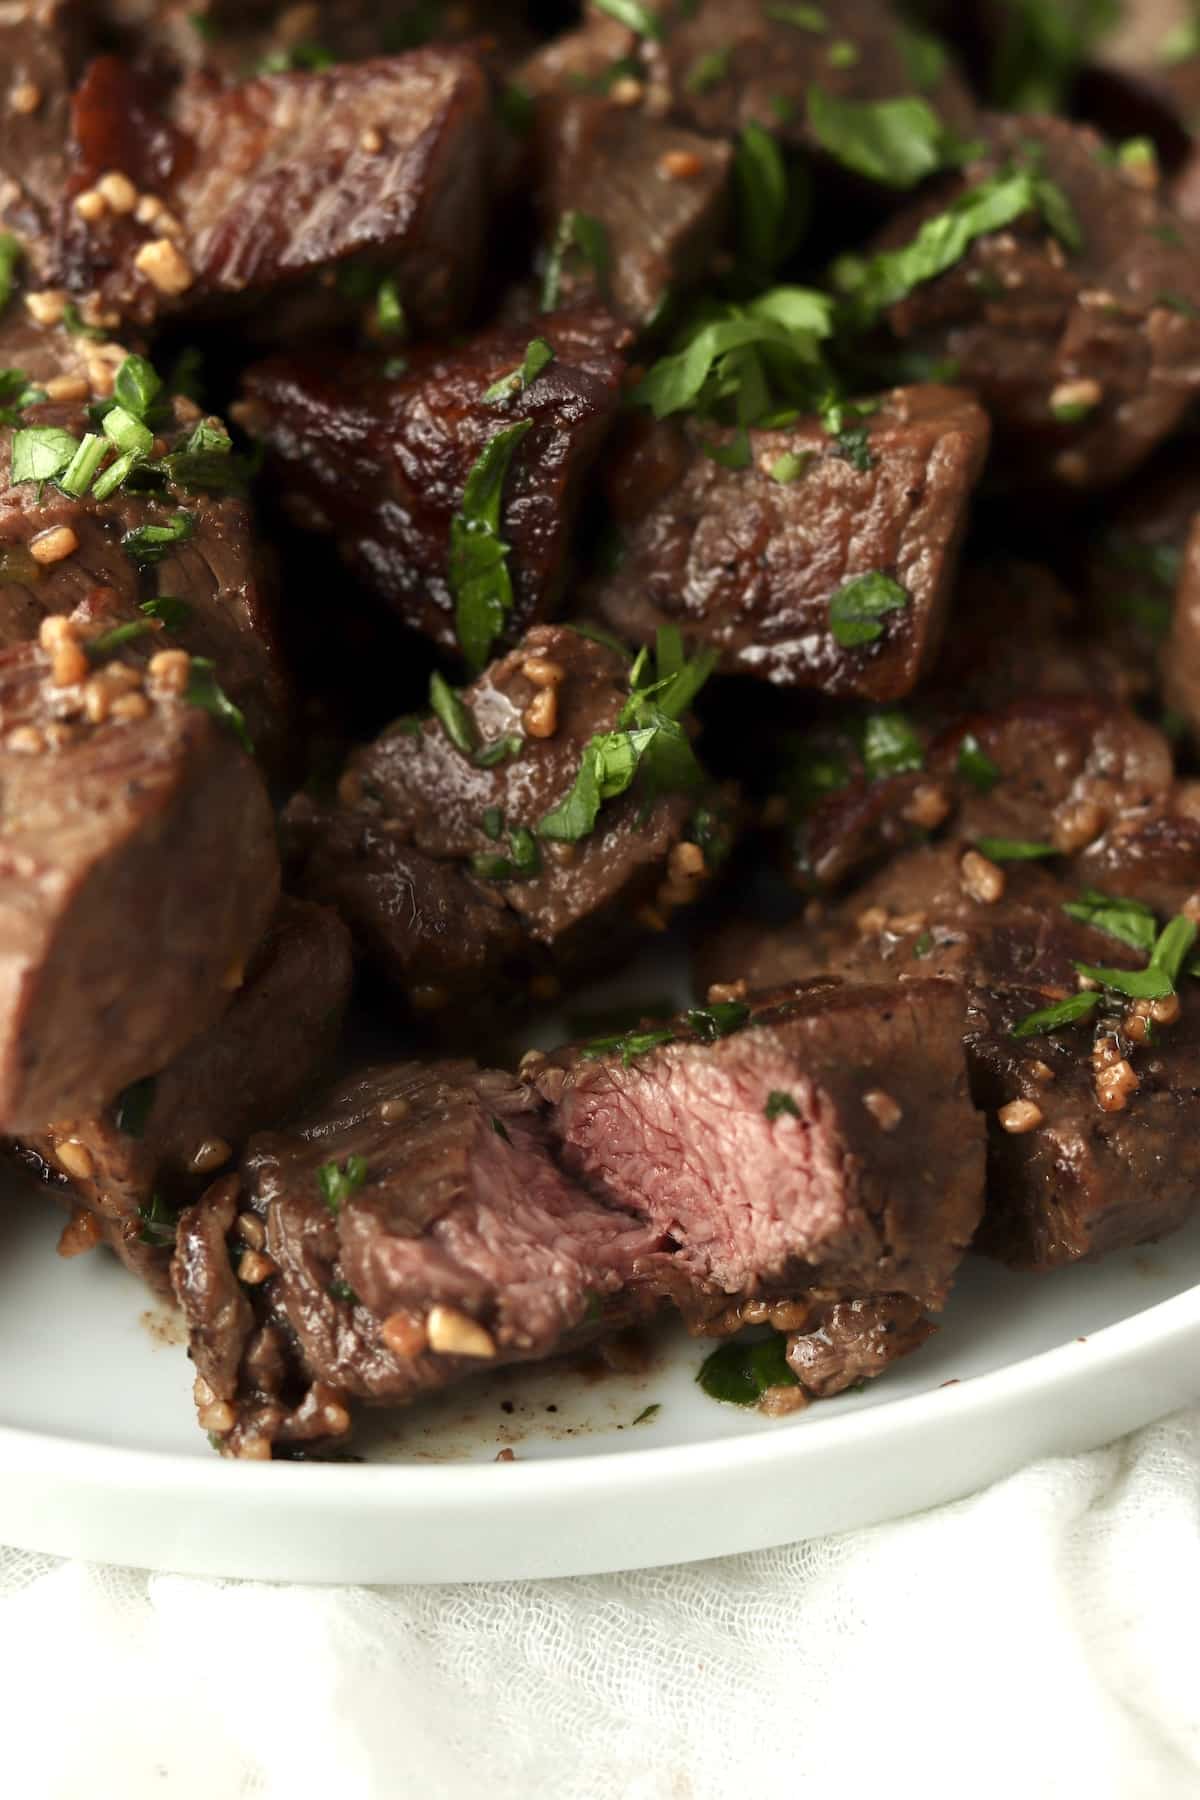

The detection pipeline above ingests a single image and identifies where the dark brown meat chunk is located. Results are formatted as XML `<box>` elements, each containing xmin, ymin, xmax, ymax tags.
<box><xmin>0</xmin><ymin>2</ymin><xmax>89</xmax><ymax>284</ymax></box>
<box><xmin>586</xmin><ymin>385</ymin><xmax>989</xmax><ymax>697</ymax></box>
<box><xmin>785</xmin><ymin>1295</ymin><xmax>935</xmax><ymax>1400</ymax></box>
<box><xmin>174</xmin><ymin>1061</ymin><xmax>664</xmax><ymax>1456</ymax></box>
<box><xmin>875</xmin><ymin>114</ymin><xmax>1200</xmax><ymax>488</ymax></box>
<box><xmin>239</xmin><ymin>308</ymin><xmax>629</xmax><ymax>656</ymax></box>
<box><xmin>0</xmin><ymin>383</ymin><xmax>289</xmax><ymax>769</ymax></box>
<box><xmin>288</xmin><ymin>622</ymin><xmax>728</xmax><ymax>1026</ymax></box>
<box><xmin>57</xmin><ymin>48</ymin><xmax>494</xmax><ymax>333</ymax></box>
<box><xmin>536</xmin><ymin>979</ymin><xmax>984</xmax><ymax>1316</ymax></box>
<box><xmin>584</xmin><ymin>0</ymin><xmax>975</xmax><ymax>148</ymax></box>
<box><xmin>21</xmin><ymin>897</ymin><xmax>352</xmax><ymax>1294</ymax></box>
<box><xmin>0</xmin><ymin>638</ymin><xmax>278</xmax><ymax>1131</ymax></box>
<box><xmin>1165</xmin><ymin>513</ymin><xmax>1200</xmax><ymax>742</ymax></box>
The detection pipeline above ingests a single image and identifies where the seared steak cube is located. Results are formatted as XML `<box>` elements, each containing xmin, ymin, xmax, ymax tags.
<box><xmin>239</xmin><ymin>308</ymin><xmax>629</xmax><ymax>655</ymax></box>
<box><xmin>289</xmin><ymin>621</ymin><xmax>729</xmax><ymax>1025</ymax></box>
<box><xmin>58</xmin><ymin>48</ymin><xmax>494</xmax><ymax>332</ymax></box>
<box><xmin>0</xmin><ymin>1</ymin><xmax>88</xmax><ymax>285</ymax></box>
<box><xmin>0</xmin><ymin>635</ymin><xmax>278</xmax><ymax>1130</ymax></box>
<box><xmin>173</xmin><ymin>1061</ymin><xmax>665</xmax><ymax>1456</ymax></box>
<box><xmin>1165</xmin><ymin>514</ymin><xmax>1200</xmax><ymax>743</ymax></box>
<box><xmin>23</xmin><ymin>897</ymin><xmax>352</xmax><ymax>1294</ymax></box>
<box><xmin>871</xmin><ymin>115</ymin><xmax>1200</xmax><ymax>488</ymax></box>
<box><xmin>587</xmin><ymin>385</ymin><xmax>989</xmax><ymax>697</ymax></box>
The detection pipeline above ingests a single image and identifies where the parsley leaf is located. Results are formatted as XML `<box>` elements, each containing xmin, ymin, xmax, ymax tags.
<box><xmin>11</xmin><ymin>426</ymin><xmax>78</xmax><ymax>485</ymax></box>
<box><xmin>581</xmin><ymin>1027</ymin><xmax>676</xmax><ymax>1067</ymax></box>
<box><xmin>686</xmin><ymin>48</ymin><xmax>730</xmax><ymax>92</ymax></box>
<box><xmin>450</xmin><ymin>419</ymin><xmax>533</xmax><ymax>671</ymax></box>
<box><xmin>593</xmin><ymin>0</ymin><xmax>661</xmax><ymax>36</ymax></box>
<box><xmin>1011</xmin><ymin>990</ymin><xmax>1101</xmax><ymax>1039</ymax></box>
<box><xmin>975</xmin><ymin>838</ymin><xmax>1057</xmax><ymax>861</ymax></box>
<box><xmin>765</xmin><ymin>1090</ymin><xmax>800</xmax><ymax>1120</ymax></box>
<box><xmin>140</xmin><ymin>595</ymin><xmax>190</xmax><ymax>630</ymax></box>
<box><xmin>634</xmin><ymin>286</ymin><xmax>833</xmax><ymax>422</ymax></box>
<box><xmin>769</xmin><ymin>450</ymin><xmax>810</xmax><ymax>483</ymax></box>
<box><xmin>137</xmin><ymin>1191</ymin><xmax>178</xmax><ymax>1248</ymax></box>
<box><xmin>113</xmin><ymin>1076</ymin><xmax>156</xmax><ymax>1139</ymax></box>
<box><xmin>735</xmin><ymin>123</ymin><xmax>797</xmax><ymax>275</ymax></box>
<box><xmin>860</xmin><ymin>711</ymin><xmax>923</xmax><ymax>779</ymax></box>
<box><xmin>697</xmin><ymin>1333</ymin><xmax>798</xmax><ymax>1405</ymax></box>
<box><xmin>806</xmin><ymin>88</ymin><xmax>969</xmax><ymax>188</ymax></box>
<box><xmin>471</xmin><ymin>825</ymin><xmax>542</xmax><ymax>882</ymax></box>
<box><xmin>541</xmin><ymin>209</ymin><xmax>610</xmax><ymax>311</ymax></box>
<box><xmin>956</xmin><ymin>732</ymin><xmax>1000</xmax><ymax>793</ymax></box>
<box><xmin>828</xmin><ymin>571</ymin><xmax>909</xmax><ymax>647</ymax></box>
<box><xmin>429</xmin><ymin>669</ymin><xmax>478</xmax><ymax>756</ymax></box>
<box><xmin>318</xmin><ymin>1155</ymin><xmax>368</xmax><ymax>1215</ymax></box>
<box><xmin>122</xmin><ymin>510</ymin><xmax>195</xmax><ymax>565</ymax></box>
<box><xmin>1062</xmin><ymin>889</ymin><xmax>1157</xmax><ymax>955</ymax></box>
<box><xmin>114</xmin><ymin>354</ymin><xmax>162</xmax><ymax>419</ymax></box>
<box><xmin>0</xmin><ymin>233</ymin><xmax>21</xmax><ymax>315</ymax></box>
<box><xmin>482</xmin><ymin>338</ymin><xmax>555</xmax><ymax>406</ymax></box>
<box><xmin>765</xmin><ymin>3</ymin><xmax>826</xmax><ymax>27</ymax></box>
<box><xmin>685</xmin><ymin>1002</ymin><xmax>750</xmax><ymax>1042</ymax></box>
<box><xmin>187</xmin><ymin>658</ymin><xmax>252</xmax><ymax>753</ymax></box>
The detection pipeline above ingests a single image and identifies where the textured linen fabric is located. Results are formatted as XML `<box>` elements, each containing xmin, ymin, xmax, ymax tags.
<box><xmin>2</xmin><ymin>1410</ymin><xmax>1199</xmax><ymax>1799</ymax></box>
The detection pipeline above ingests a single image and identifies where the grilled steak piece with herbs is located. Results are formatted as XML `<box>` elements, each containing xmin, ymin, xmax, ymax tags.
<box><xmin>19</xmin><ymin>897</ymin><xmax>352</xmax><ymax>1295</ymax></box>
<box><xmin>0</xmin><ymin>358</ymin><xmax>289</xmax><ymax>767</ymax></box>
<box><xmin>862</xmin><ymin>114</ymin><xmax>1200</xmax><ymax>488</ymax></box>
<box><xmin>56</xmin><ymin>47</ymin><xmax>493</xmax><ymax>333</ymax></box>
<box><xmin>586</xmin><ymin>384</ymin><xmax>989</xmax><ymax>697</ymax></box>
<box><xmin>173</xmin><ymin>1061</ymin><xmax>666</xmax><ymax>1456</ymax></box>
<box><xmin>0</xmin><ymin>635</ymin><xmax>278</xmax><ymax>1131</ymax></box>
<box><xmin>287</xmin><ymin>622</ymin><xmax>730</xmax><ymax>1029</ymax></box>
<box><xmin>239</xmin><ymin>308</ymin><xmax>629</xmax><ymax>659</ymax></box>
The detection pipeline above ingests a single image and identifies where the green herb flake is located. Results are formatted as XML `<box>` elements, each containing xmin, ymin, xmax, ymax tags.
<box><xmin>481</xmin><ymin>806</ymin><xmax>504</xmax><ymax>841</ymax></box>
<box><xmin>697</xmin><ymin>1332</ymin><xmax>799</xmax><ymax>1405</ymax></box>
<box><xmin>11</xmin><ymin>426</ymin><xmax>79</xmax><ymax>486</ymax></box>
<box><xmin>375</xmin><ymin>277</ymin><xmax>406</xmax><ymax>337</ymax></box>
<box><xmin>686</xmin><ymin>48</ymin><xmax>729</xmax><ymax>92</ymax></box>
<box><xmin>1160</xmin><ymin>18</ymin><xmax>1200</xmax><ymax>65</ymax></box>
<box><xmin>1062</xmin><ymin>889</ymin><xmax>1157</xmax><ymax>955</ymax></box>
<box><xmin>974</xmin><ymin>837</ymin><xmax>1057</xmax><ymax>861</ymax></box>
<box><xmin>541</xmin><ymin>209</ymin><xmax>610</xmax><ymax>312</ymax></box>
<box><xmin>450</xmin><ymin>420</ymin><xmax>534</xmax><ymax>671</ymax></box>
<box><xmin>828</xmin><ymin>571</ymin><xmax>908</xmax><ymax>648</ymax></box>
<box><xmin>912</xmin><ymin>930</ymin><xmax>934</xmax><ymax>959</ymax></box>
<box><xmin>0</xmin><ymin>233</ymin><xmax>22</xmax><ymax>315</ymax></box>
<box><xmin>634</xmin><ymin>284</ymin><xmax>832</xmax><ymax>422</ymax></box>
<box><xmin>581</xmin><ymin>1027</ymin><xmax>676</xmax><ymax>1067</ymax></box>
<box><xmin>317</xmin><ymin>1154</ymin><xmax>368</xmax><ymax>1216</ymax></box>
<box><xmin>482</xmin><ymin>337</ymin><xmax>555</xmax><ymax>406</ymax></box>
<box><xmin>765</xmin><ymin>1090</ymin><xmax>800</xmax><ymax>1121</ymax></box>
<box><xmin>61</xmin><ymin>302</ymin><xmax>105</xmax><ymax>342</ymax></box>
<box><xmin>113</xmin><ymin>1075</ymin><xmax>156</xmax><ymax>1139</ymax></box>
<box><xmin>473</xmin><ymin>733</ymin><xmax>523</xmax><ymax>769</ymax></box>
<box><xmin>832</xmin><ymin>423</ymin><xmax>874</xmax><ymax>471</ymax></box>
<box><xmin>87</xmin><ymin>619</ymin><xmax>156</xmax><ymax>659</ymax></box>
<box><xmin>764</xmin><ymin>3</ymin><xmax>826</xmax><ymax>27</ymax></box>
<box><xmin>806</xmin><ymin>88</ymin><xmax>962</xmax><ymax>189</ymax></box>
<box><xmin>328</xmin><ymin>1280</ymin><xmax>359</xmax><ymax>1304</ymax></box>
<box><xmin>897</xmin><ymin>22</ymin><xmax>949</xmax><ymax>88</ymax></box>
<box><xmin>140</xmin><ymin>595</ymin><xmax>191</xmax><ymax>630</ymax></box>
<box><xmin>734</xmin><ymin>121</ymin><xmax>796</xmax><ymax>276</ymax></box>
<box><xmin>769</xmin><ymin>450</ymin><xmax>810</xmax><ymax>483</ymax></box>
<box><xmin>137</xmin><ymin>1191</ymin><xmax>177</xmax><ymax>1248</ymax></box>
<box><xmin>491</xmin><ymin>1115</ymin><xmax>512</xmax><ymax>1144</ymax></box>
<box><xmin>632</xmin><ymin>1403</ymin><xmax>660</xmax><ymax>1425</ymax></box>
<box><xmin>956</xmin><ymin>732</ymin><xmax>1000</xmax><ymax>793</ymax></box>
<box><xmin>685</xmin><ymin>1002</ymin><xmax>750</xmax><ymax>1042</ymax></box>
<box><xmin>102</xmin><ymin>402</ymin><xmax>154</xmax><ymax>458</ymax></box>
<box><xmin>114</xmin><ymin>354</ymin><xmax>162</xmax><ymax>419</ymax></box>
<box><xmin>428</xmin><ymin>670</ymin><xmax>478</xmax><ymax>758</ymax></box>
<box><xmin>861</xmin><ymin>710</ymin><xmax>923</xmax><ymax>780</ymax></box>
<box><xmin>701</xmin><ymin>427</ymin><xmax>752</xmax><ymax>469</ymax></box>
<box><xmin>91</xmin><ymin>451</ymin><xmax>141</xmax><ymax>503</ymax></box>
<box><xmin>57</xmin><ymin>433</ymin><xmax>109</xmax><ymax>498</ymax></box>
<box><xmin>122</xmin><ymin>510</ymin><xmax>195</xmax><ymax>565</ymax></box>
<box><xmin>1011</xmin><ymin>990</ymin><xmax>1101</xmax><ymax>1040</ymax></box>
<box><xmin>826</xmin><ymin>38</ymin><xmax>859</xmax><ymax>67</ymax></box>
<box><xmin>593</xmin><ymin>0</ymin><xmax>661</xmax><ymax>35</ymax></box>
<box><xmin>471</xmin><ymin>825</ymin><xmax>543</xmax><ymax>883</ymax></box>
<box><xmin>1071</xmin><ymin>961</ymin><xmax>1173</xmax><ymax>1001</ymax></box>
<box><xmin>1154</xmin><ymin>290</ymin><xmax>1200</xmax><ymax>320</ymax></box>
<box><xmin>187</xmin><ymin>657</ymin><xmax>252</xmax><ymax>754</ymax></box>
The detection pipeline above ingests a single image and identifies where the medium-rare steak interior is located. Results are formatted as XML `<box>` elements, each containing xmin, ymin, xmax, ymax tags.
<box><xmin>3</xmin><ymin>0</ymin><xmax>1200</xmax><ymax>1462</ymax></box>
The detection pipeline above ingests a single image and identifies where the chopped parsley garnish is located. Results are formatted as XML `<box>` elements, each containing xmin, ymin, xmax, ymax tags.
<box><xmin>1098</xmin><ymin>535</ymin><xmax>1178</xmax><ymax>641</ymax></box>
<box><xmin>428</xmin><ymin>670</ymin><xmax>477</xmax><ymax>757</ymax></box>
<box><xmin>685</xmin><ymin>1002</ymin><xmax>750</xmax><ymax>1042</ymax></box>
<box><xmin>832</xmin><ymin>166</ymin><xmax>1081</xmax><ymax>328</ymax></box>
<box><xmin>634</xmin><ymin>285</ymin><xmax>832</xmax><ymax>422</ymax></box>
<box><xmin>806</xmin><ymin>89</ymin><xmax>970</xmax><ymax>189</ymax></box>
<box><xmin>697</xmin><ymin>1332</ymin><xmax>798</xmax><ymax>1405</ymax></box>
<box><xmin>114</xmin><ymin>354</ymin><xmax>162</xmax><ymax>418</ymax></box>
<box><xmin>827</xmin><ymin>37</ymin><xmax>859</xmax><ymax>67</ymax></box>
<box><xmin>593</xmin><ymin>0</ymin><xmax>661</xmax><ymax>35</ymax></box>
<box><xmin>686</xmin><ymin>48</ymin><xmax>730</xmax><ymax>92</ymax></box>
<box><xmin>481</xmin><ymin>806</ymin><xmax>503</xmax><ymax>841</ymax></box>
<box><xmin>541</xmin><ymin>209</ymin><xmax>610</xmax><ymax>312</ymax></box>
<box><xmin>61</xmin><ymin>302</ymin><xmax>105</xmax><ymax>342</ymax></box>
<box><xmin>57</xmin><ymin>434</ymin><xmax>108</xmax><ymax>499</ymax></box>
<box><xmin>830</xmin><ymin>422</ymin><xmax>874</xmax><ymax>470</ymax></box>
<box><xmin>1154</xmin><ymin>291</ymin><xmax>1200</xmax><ymax>320</ymax></box>
<box><xmin>860</xmin><ymin>710</ymin><xmax>923</xmax><ymax>779</ymax></box>
<box><xmin>473</xmin><ymin>733</ymin><xmax>523</xmax><ymax>769</ymax></box>
<box><xmin>317</xmin><ymin>1155</ymin><xmax>368</xmax><ymax>1215</ymax></box>
<box><xmin>329</xmin><ymin>1280</ymin><xmax>359</xmax><ymax>1304</ymax></box>
<box><xmin>897</xmin><ymin>22</ymin><xmax>949</xmax><ymax>88</ymax></box>
<box><xmin>912</xmin><ymin>930</ymin><xmax>934</xmax><ymax>959</ymax></box>
<box><xmin>499</xmin><ymin>80</ymin><xmax>534</xmax><ymax>135</ymax></box>
<box><xmin>992</xmin><ymin>0</ymin><xmax>1122</xmax><ymax>109</ymax></box>
<box><xmin>258</xmin><ymin>40</ymin><xmax>336</xmax><ymax>72</ymax></box>
<box><xmin>765</xmin><ymin>1090</ymin><xmax>800</xmax><ymax>1121</ymax></box>
<box><xmin>122</xmin><ymin>511</ymin><xmax>196</xmax><ymax>565</ymax></box>
<box><xmin>581</xmin><ymin>1027</ymin><xmax>677</xmax><ymax>1067</ymax></box>
<box><xmin>11</xmin><ymin>426</ymin><xmax>78</xmax><ymax>486</ymax></box>
<box><xmin>632</xmin><ymin>1403</ymin><xmax>660</xmax><ymax>1425</ymax></box>
<box><xmin>701</xmin><ymin>428</ymin><xmax>751</xmax><ymax>469</ymax></box>
<box><xmin>187</xmin><ymin>658</ymin><xmax>252</xmax><ymax>754</ymax></box>
<box><xmin>113</xmin><ymin>1076</ymin><xmax>156</xmax><ymax>1139</ymax></box>
<box><xmin>450</xmin><ymin>419</ymin><xmax>533</xmax><ymax>671</ymax></box>
<box><xmin>1062</xmin><ymin>889</ymin><xmax>1157</xmax><ymax>955</ymax></box>
<box><xmin>538</xmin><ymin>629</ymin><xmax>715</xmax><ymax>844</ymax></box>
<box><xmin>491</xmin><ymin>1115</ymin><xmax>512</xmax><ymax>1143</ymax></box>
<box><xmin>140</xmin><ymin>595</ymin><xmax>191</xmax><ymax>630</ymax></box>
<box><xmin>482</xmin><ymin>337</ymin><xmax>555</xmax><ymax>406</ymax></box>
<box><xmin>956</xmin><ymin>732</ymin><xmax>1000</xmax><ymax>793</ymax></box>
<box><xmin>1160</xmin><ymin>16</ymin><xmax>1200</xmax><ymax>64</ymax></box>
<box><xmin>765</xmin><ymin>3</ymin><xmax>826</xmax><ymax>27</ymax></box>
<box><xmin>1011</xmin><ymin>990</ymin><xmax>1099</xmax><ymax>1040</ymax></box>
<box><xmin>137</xmin><ymin>1191</ymin><xmax>177</xmax><ymax>1248</ymax></box>
<box><xmin>0</xmin><ymin>233</ymin><xmax>22</xmax><ymax>315</ymax></box>
<box><xmin>0</xmin><ymin>368</ymin><xmax>45</xmax><ymax>426</ymax></box>
<box><xmin>375</xmin><ymin>277</ymin><xmax>406</xmax><ymax>337</ymax></box>
<box><xmin>1075</xmin><ymin>915</ymin><xmax>1198</xmax><ymax>1002</ymax></box>
<box><xmin>828</xmin><ymin>571</ymin><xmax>909</xmax><ymax>647</ymax></box>
<box><xmin>769</xmin><ymin>450</ymin><xmax>810</xmax><ymax>483</ymax></box>
<box><xmin>87</xmin><ymin>620</ymin><xmax>156</xmax><ymax>659</ymax></box>
<box><xmin>734</xmin><ymin>123</ymin><xmax>809</xmax><ymax>277</ymax></box>
<box><xmin>471</xmin><ymin>826</ymin><xmax>542</xmax><ymax>883</ymax></box>
<box><xmin>974</xmin><ymin>837</ymin><xmax>1057</xmax><ymax>861</ymax></box>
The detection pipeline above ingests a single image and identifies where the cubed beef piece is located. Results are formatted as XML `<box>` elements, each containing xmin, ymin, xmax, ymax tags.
<box><xmin>288</xmin><ymin>622</ymin><xmax>729</xmax><ymax>1027</ymax></box>
<box><xmin>585</xmin><ymin>385</ymin><xmax>989</xmax><ymax>697</ymax></box>
<box><xmin>0</xmin><ymin>637</ymin><xmax>278</xmax><ymax>1131</ymax></box>
<box><xmin>173</xmin><ymin>1061</ymin><xmax>665</xmax><ymax>1456</ymax></box>
<box><xmin>56</xmin><ymin>48</ymin><xmax>494</xmax><ymax>333</ymax></box>
<box><xmin>1165</xmin><ymin>513</ymin><xmax>1200</xmax><ymax>742</ymax></box>
<box><xmin>536</xmin><ymin>979</ymin><xmax>984</xmax><ymax>1315</ymax></box>
<box><xmin>783</xmin><ymin>1295</ymin><xmax>936</xmax><ymax>1402</ymax></box>
<box><xmin>0</xmin><ymin>2</ymin><xmax>89</xmax><ymax>285</ymax></box>
<box><xmin>582</xmin><ymin>0</ymin><xmax>974</xmax><ymax>148</ymax></box>
<box><xmin>239</xmin><ymin>308</ymin><xmax>629</xmax><ymax>655</ymax></box>
<box><xmin>518</xmin><ymin>72</ymin><xmax>731</xmax><ymax>327</ymax></box>
<box><xmin>873</xmin><ymin>115</ymin><xmax>1200</xmax><ymax>488</ymax></box>
<box><xmin>21</xmin><ymin>897</ymin><xmax>352</xmax><ymax>1294</ymax></box>
<box><xmin>0</xmin><ymin>379</ymin><xmax>290</xmax><ymax>769</ymax></box>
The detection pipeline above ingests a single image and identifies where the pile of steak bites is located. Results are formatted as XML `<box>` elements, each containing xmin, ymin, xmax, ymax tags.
<box><xmin>2</xmin><ymin>0</ymin><xmax>1198</xmax><ymax>1458</ymax></box>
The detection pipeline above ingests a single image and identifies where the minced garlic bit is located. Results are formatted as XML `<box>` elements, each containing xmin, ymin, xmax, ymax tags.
<box><xmin>658</xmin><ymin>148</ymin><xmax>704</xmax><ymax>180</ymax></box>
<box><xmin>55</xmin><ymin>1138</ymin><xmax>95</xmax><ymax>1181</ymax></box>
<box><xmin>1095</xmin><ymin>1058</ymin><xmax>1139</xmax><ymax>1114</ymax></box>
<box><xmin>134</xmin><ymin>237</ymin><xmax>194</xmax><ymax>295</ymax></box>
<box><xmin>24</xmin><ymin>287</ymin><xmax>67</xmax><ymax>326</ymax></box>
<box><xmin>380</xmin><ymin>1311</ymin><xmax>428</xmax><ymax>1358</ymax></box>
<box><xmin>960</xmin><ymin>849</ymin><xmax>1005</xmax><ymax>905</ymax></box>
<box><xmin>73</xmin><ymin>189</ymin><xmax>107</xmax><ymax>223</ymax></box>
<box><xmin>29</xmin><ymin>526</ymin><xmax>79</xmax><ymax>566</ymax></box>
<box><xmin>238</xmin><ymin>1250</ymin><xmax>277</xmax><ymax>1286</ymax></box>
<box><xmin>521</xmin><ymin>655</ymin><xmax>565</xmax><ymax>687</ymax></box>
<box><xmin>96</xmin><ymin>170</ymin><xmax>138</xmax><ymax>214</ymax></box>
<box><xmin>863</xmin><ymin>1089</ymin><xmax>903</xmax><ymax>1131</ymax></box>
<box><xmin>426</xmin><ymin>1304</ymin><xmax>496</xmax><ymax>1359</ymax></box>
<box><xmin>998</xmin><ymin>1099</ymin><xmax>1043</xmax><ymax>1134</ymax></box>
<box><xmin>50</xmin><ymin>640</ymin><xmax>88</xmax><ymax>688</ymax></box>
<box><xmin>10</xmin><ymin>80</ymin><xmax>42</xmax><ymax>114</ymax></box>
<box><xmin>523</xmin><ymin>687</ymin><xmax>558</xmax><ymax>738</ymax></box>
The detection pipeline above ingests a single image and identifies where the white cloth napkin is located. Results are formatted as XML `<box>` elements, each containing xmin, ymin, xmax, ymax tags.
<box><xmin>2</xmin><ymin>1408</ymin><xmax>1199</xmax><ymax>1800</ymax></box>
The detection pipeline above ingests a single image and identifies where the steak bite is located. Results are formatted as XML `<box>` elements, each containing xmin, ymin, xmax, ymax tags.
<box><xmin>288</xmin><ymin>622</ymin><xmax>731</xmax><ymax>1026</ymax></box>
<box><xmin>868</xmin><ymin>114</ymin><xmax>1200</xmax><ymax>489</ymax></box>
<box><xmin>0</xmin><ymin>371</ymin><xmax>289</xmax><ymax>768</ymax></box>
<box><xmin>57</xmin><ymin>47</ymin><xmax>494</xmax><ymax>333</ymax></box>
<box><xmin>535</xmin><ymin>980</ymin><xmax>984</xmax><ymax>1319</ymax></box>
<box><xmin>21</xmin><ymin>898</ymin><xmax>353</xmax><ymax>1295</ymax></box>
<box><xmin>0</xmin><ymin>1</ymin><xmax>89</xmax><ymax>287</ymax></box>
<box><xmin>239</xmin><ymin>308</ymin><xmax>629</xmax><ymax>656</ymax></box>
<box><xmin>1165</xmin><ymin>513</ymin><xmax>1200</xmax><ymax>742</ymax></box>
<box><xmin>586</xmin><ymin>385</ymin><xmax>989</xmax><ymax>697</ymax></box>
<box><xmin>173</xmin><ymin>1061</ymin><xmax>666</xmax><ymax>1457</ymax></box>
<box><xmin>0</xmin><ymin>635</ymin><xmax>278</xmax><ymax>1132</ymax></box>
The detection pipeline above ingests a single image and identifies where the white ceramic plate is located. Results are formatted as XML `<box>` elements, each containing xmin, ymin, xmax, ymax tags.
<box><xmin>1</xmin><ymin>1167</ymin><xmax>1198</xmax><ymax>1584</ymax></box>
